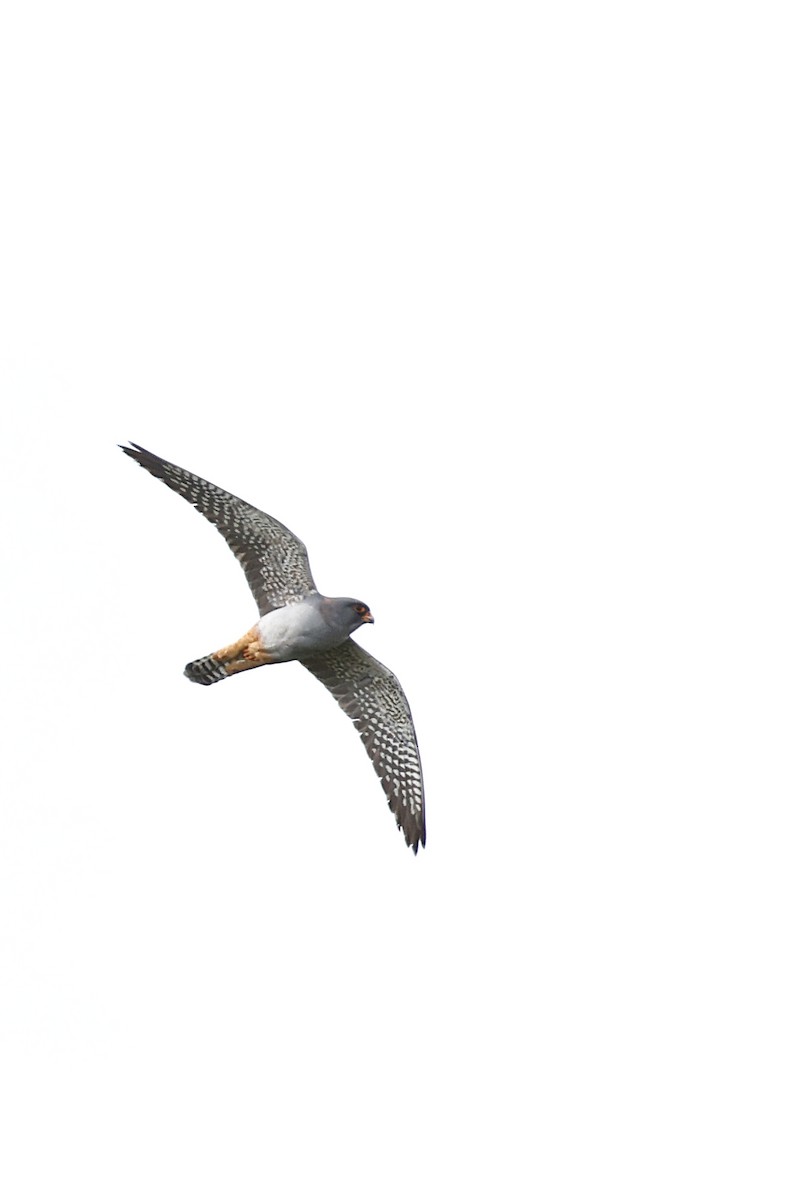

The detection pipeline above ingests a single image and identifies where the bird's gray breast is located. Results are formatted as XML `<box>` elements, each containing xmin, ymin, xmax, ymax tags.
<box><xmin>256</xmin><ymin>599</ymin><xmax>348</xmax><ymax>663</ymax></box>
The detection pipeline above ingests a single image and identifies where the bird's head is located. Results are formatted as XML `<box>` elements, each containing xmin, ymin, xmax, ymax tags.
<box><xmin>335</xmin><ymin>595</ymin><xmax>376</xmax><ymax>633</ymax></box>
<box><xmin>350</xmin><ymin>600</ymin><xmax>374</xmax><ymax>629</ymax></box>
<box><xmin>324</xmin><ymin>597</ymin><xmax>374</xmax><ymax>636</ymax></box>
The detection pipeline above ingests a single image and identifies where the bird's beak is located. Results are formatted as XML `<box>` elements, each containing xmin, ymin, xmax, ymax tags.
<box><xmin>362</xmin><ymin>610</ymin><xmax>375</xmax><ymax>624</ymax></box>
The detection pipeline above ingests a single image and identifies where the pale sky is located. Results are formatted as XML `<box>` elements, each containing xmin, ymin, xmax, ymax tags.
<box><xmin>1</xmin><ymin>3</ymin><xmax>798</xmax><ymax>1197</ymax></box>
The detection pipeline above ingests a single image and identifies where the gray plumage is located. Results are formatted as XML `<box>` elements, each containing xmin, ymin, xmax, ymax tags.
<box><xmin>302</xmin><ymin>641</ymin><xmax>425</xmax><ymax>850</ymax></box>
<box><xmin>122</xmin><ymin>443</ymin><xmax>316</xmax><ymax>614</ymax></box>
<box><xmin>121</xmin><ymin>442</ymin><xmax>426</xmax><ymax>852</ymax></box>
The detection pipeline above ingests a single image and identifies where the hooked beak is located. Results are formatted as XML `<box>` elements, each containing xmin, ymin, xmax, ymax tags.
<box><xmin>361</xmin><ymin>610</ymin><xmax>375</xmax><ymax>624</ymax></box>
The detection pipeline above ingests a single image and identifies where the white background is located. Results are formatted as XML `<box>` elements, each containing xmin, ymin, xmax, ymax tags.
<box><xmin>1</xmin><ymin>2</ymin><xmax>798</xmax><ymax>1196</ymax></box>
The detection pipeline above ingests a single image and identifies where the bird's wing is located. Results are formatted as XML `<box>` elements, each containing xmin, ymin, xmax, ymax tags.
<box><xmin>122</xmin><ymin>443</ymin><xmax>316</xmax><ymax>615</ymax></box>
<box><xmin>301</xmin><ymin>639</ymin><xmax>426</xmax><ymax>853</ymax></box>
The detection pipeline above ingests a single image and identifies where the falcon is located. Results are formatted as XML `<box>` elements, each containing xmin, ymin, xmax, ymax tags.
<box><xmin>121</xmin><ymin>443</ymin><xmax>426</xmax><ymax>852</ymax></box>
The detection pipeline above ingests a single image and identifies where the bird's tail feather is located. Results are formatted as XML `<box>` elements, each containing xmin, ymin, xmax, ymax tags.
<box><xmin>184</xmin><ymin>655</ymin><xmax>229</xmax><ymax>686</ymax></box>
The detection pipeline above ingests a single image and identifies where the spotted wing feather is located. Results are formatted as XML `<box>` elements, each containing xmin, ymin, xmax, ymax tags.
<box><xmin>302</xmin><ymin>640</ymin><xmax>426</xmax><ymax>853</ymax></box>
<box><xmin>121</xmin><ymin>443</ymin><xmax>316</xmax><ymax>615</ymax></box>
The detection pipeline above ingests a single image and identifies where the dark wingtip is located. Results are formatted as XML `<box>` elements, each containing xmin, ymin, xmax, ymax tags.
<box><xmin>120</xmin><ymin>441</ymin><xmax>151</xmax><ymax>461</ymax></box>
<box><xmin>406</xmin><ymin>824</ymin><xmax>425</xmax><ymax>854</ymax></box>
<box><xmin>120</xmin><ymin>443</ymin><xmax>178</xmax><ymax>482</ymax></box>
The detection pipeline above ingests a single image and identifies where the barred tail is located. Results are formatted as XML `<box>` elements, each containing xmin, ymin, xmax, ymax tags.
<box><xmin>184</xmin><ymin>655</ymin><xmax>229</xmax><ymax>686</ymax></box>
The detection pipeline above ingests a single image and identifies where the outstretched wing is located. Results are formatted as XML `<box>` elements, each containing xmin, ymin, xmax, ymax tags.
<box><xmin>122</xmin><ymin>443</ymin><xmax>316</xmax><ymax>614</ymax></box>
<box><xmin>301</xmin><ymin>640</ymin><xmax>426</xmax><ymax>853</ymax></box>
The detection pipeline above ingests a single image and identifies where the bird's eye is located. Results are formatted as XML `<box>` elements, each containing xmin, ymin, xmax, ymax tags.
<box><xmin>355</xmin><ymin>604</ymin><xmax>366</xmax><ymax>614</ymax></box>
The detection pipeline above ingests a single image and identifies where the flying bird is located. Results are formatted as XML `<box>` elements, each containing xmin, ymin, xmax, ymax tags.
<box><xmin>121</xmin><ymin>443</ymin><xmax>425</xmax><ymax>852</ymax></box>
